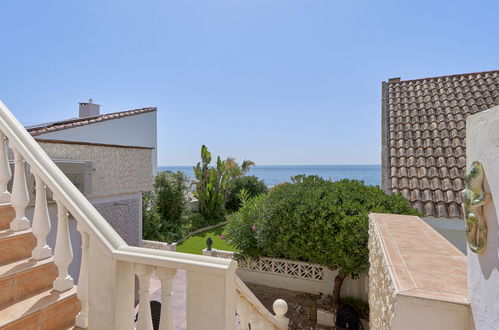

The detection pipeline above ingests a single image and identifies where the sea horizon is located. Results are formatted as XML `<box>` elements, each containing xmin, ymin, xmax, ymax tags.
<box><xmin>158</xmin><ymin>164</ymin><xmax>381</xmax><ymax>187</ymax></box>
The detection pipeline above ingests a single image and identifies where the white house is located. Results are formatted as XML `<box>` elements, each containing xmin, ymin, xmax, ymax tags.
<box><xmin>22</xmin><ymin>101</ymin><xmax>157</xmax><ymax>281</ymax></box>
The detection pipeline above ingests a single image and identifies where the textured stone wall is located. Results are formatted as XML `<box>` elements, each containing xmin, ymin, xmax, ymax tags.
<box><xmin>93</xmin><ymin>197</ymin><xmax>141</xmax><ymax>247</ymax></box>
<box><xmin>368</xmin><ymin>218</ymin><xmax>396</xmax><ymax>329</ymax></box>
<box><xmin>38</xmin><ymin>141</ymin><xmax>153</xmax><ymax>198</ymax></box>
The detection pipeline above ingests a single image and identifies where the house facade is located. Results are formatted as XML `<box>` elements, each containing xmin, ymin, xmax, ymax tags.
<box><xmin>381</xmin><ymin>70</ymin><xmax>499</xmax><ymax>251</ymax></box>
<box><xmin>23</xmin><ymin>103</ymin><xmax>156</xmax><ymax>280</ymax></box>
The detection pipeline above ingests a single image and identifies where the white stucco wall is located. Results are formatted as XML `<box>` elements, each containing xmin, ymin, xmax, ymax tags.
<box><xmin>466</xmin><ymin>105</ymin><xmax>499</xmax><ymax>330</ymax></box>
<box><xmin>237</xmin><ymin>268</ymin><xmax>368</xmax><ymax>301</ymax></box>
<box><xmin>34</xmin><ymin>111</ymin><xmax>157</xmax><ymax>173</ymax></box>
<box><xmin>423</xmin><ymin>217</ymin><xmax>467</xmax><ymax>253</ymax></box>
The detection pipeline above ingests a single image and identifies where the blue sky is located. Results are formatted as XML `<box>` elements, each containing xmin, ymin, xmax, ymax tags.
<box><xmin>1</xmin><ymin>1</ymin><xmax>498</xmax><ymax>166</ymax></box>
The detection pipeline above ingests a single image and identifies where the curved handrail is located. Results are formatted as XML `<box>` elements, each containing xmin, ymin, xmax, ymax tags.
<box><xmin>236</xmin><ymin>276</ymin><xmax>288</xmax><ymax>329</ymax></box>
<box><xmin>0</xmin><ymin>100</ymin><xmax>234</xmax><ymax>272</ymax></box>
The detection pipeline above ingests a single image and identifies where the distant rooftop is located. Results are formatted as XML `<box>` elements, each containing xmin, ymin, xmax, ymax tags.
<box><xmin>27</xmin><ymin>107</ymin><xmax>156</xmax><ymax>137</ymax></box>
<box><xmin>381</xmin><ymin>70</ymin><xmax>499</xmax><ymax>218</ymax></box>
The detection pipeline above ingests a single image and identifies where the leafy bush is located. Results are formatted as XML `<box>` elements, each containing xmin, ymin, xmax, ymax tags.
<box><xmin>225</xmin><ymin>176</ymin><xmax>268</xmax><ymax>213</ymax></box>
<box><xmin>226</xmin><ymin>175</ymin><xmax>419</xmax><ymax>304</ymax></box>
<box><xmin>142</xmin><ymin>171</ymin><xmax>212</xmax><ymax>243</ymax></box>
<box><xmin>226</xmin><ymin>194</ymin><xmax>266</xmax><ymax>258</ymax></box>
<box><xmin>142</xmin><ymin>191</ymin><xmax>165</xmax><ymax>241</ymax></box>
<box><xmin>155</xmin><ymin>171</ymin><xmax>189</xmax><ymax>222</ymax></box>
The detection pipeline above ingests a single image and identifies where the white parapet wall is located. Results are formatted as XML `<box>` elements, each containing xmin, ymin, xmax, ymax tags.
<box><xmin>203</xmin><ymin>248</ymin><xmax>368</xmax><ymax>301</ymax></box>
<box><xmin>142</xmin><ymin>240</ymin><xmax>177</xmax><ymax>251</ymax></box>
<box><xmin>466</xmin><ymin>105</ymin><xmax>499</xmax><ymax>330</ymax></box>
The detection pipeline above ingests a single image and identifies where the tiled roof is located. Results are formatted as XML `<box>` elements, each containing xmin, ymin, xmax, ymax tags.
<box><xmin>381</xmin><ymin>70</ymin><xmax>499</xmax><ymax>218</ymax></box>
<box><xmin>28</xmin><ymin>107</ymin><xmax>157</xmax><ymax>136</ymax></box>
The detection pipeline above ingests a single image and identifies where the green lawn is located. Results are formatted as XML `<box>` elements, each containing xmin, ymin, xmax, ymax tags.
<box><xmin>176</xmin><ymin>225</ymin><xmax>237</xmax><ymax>255</ymax></box>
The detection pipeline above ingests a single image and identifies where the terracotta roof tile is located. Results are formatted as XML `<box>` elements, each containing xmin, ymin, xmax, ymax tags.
<box><xmin>28</xmin><ymin>107</ymin><xmax>157</xmax><ymax>137</ymax></box>
<box><xmin>382</xmin><ymin>70</ymin><xmax>499</xmax><ymax>218</ymax></box>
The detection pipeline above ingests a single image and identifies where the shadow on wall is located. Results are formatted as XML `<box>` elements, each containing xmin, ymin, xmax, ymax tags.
<box><xmin>479</xmin><ymin>178</ymin><xmax>499</xmax><ymax>280</ymax></box>
<box><xmin>422</xmin><ymin>217</ymin><xmax>467</xmax><ymax>254</ymax></box>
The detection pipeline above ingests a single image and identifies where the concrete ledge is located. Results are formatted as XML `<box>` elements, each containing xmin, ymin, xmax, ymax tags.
<box><xmin>368</xmin><ymin>213</ymin><xmax>473</xmax><ymax>330</ymax></box>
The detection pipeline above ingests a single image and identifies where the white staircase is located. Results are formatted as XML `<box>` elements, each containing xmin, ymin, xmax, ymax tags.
<box><xmin>0</xmin><ymin>100</ymin><xmax>288</xmax><ymax>330</ymax></box>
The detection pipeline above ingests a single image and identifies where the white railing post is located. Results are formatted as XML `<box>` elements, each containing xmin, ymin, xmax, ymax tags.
<box><xmin>53</xmin><ymin>197</ymin><xmax>74</xmax><ymax>292</ymax></box>
<box><xmin>155</xmin><ymin>267</ymin><xmax>177</xmax><ymax>330</ymax></box>
<box><xmin>237</xmin><ymin>295</ymin><xmax>250</xmax><ymax>330</ymax></box>
<box><xmin>10</xmin><ymin>149</ymin><xmax>30</xmax><ymax>231</ymax></box>
<box><xmin>75</xmin><ymin>224</ymin><xmax>89</xmax><ymax>328</ymax></box>
<box><xmin>273</xmin><ymin>299</ymin><xmax>289</xmax><ymax>328</ymax></box>
<box><xmin>249</xmin><ymin>311</ymin><xmax>262</xmax><ymax>330</ymax></box>
<box><xmin>186</xmin><ymin>261</ymin><xmax>237</xmax><ymax>330</ymax></box>
<box><xmin>136</xmin><ymin>264</ymin><xmax>155</xmax><ymax>330</ymax></box>
<box><xmin>0</xmin><ymin>131</ymin><xmax>11</xmax><ymax>203</ymax></box>
<box><xmin>31</xmin><ymin>172</ymin><xmax>52</xmax><ymax>260</ymax></box>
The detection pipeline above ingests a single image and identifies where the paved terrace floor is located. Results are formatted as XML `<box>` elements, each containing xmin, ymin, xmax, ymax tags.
<box><xmin>149</xmin><ymin>270</ymin><xmax>187</xmax><ymax>330</ymax></box>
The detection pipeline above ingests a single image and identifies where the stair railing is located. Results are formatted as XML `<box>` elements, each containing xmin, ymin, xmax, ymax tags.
<box><xmin>0</xmin><ymin>100</ymin><xmax>240</xmax><ymax>330</ymax></box>
<box><xmin>236</xmin><ymin>276</ymin><xmax>289</xmax><ymax>329</ymax></box>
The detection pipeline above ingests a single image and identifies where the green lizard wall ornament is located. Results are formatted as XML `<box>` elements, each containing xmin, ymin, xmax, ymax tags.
<box><xmin>463</xmin><ymin>161</ymin><xmax>491</xmax><ymax>254</ymax></box>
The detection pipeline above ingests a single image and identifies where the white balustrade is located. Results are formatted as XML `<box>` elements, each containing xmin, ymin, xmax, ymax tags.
<box><xmin>236</xmin><ymin>277</ymin><xmax>288</xmax><ymax>330</ymax></box>
<box><xmin>0</xmin><ymin>131</ymin><xmax>11</xmax><ymax>203</ymax></box>
<box><xmin>273</xmin><ymin>299</ymin><xmax>289</xmax><ymax>328</ymax></box>
<box><xmin>0</xmin><ymin>101</ymin><xmax>274</xmax><ymax>330</ymax></box>
<box><xmin>249</xmin><ymin>310</ymin><xmax>263</xmax><ymax>330</ymax></box>
<box><xmin>237</xmin><ymin>295</ymin><xmax>250</xmax><ymax>330</ymax></box>
<box><xmin>75</xmin><ymin>225</ymin><xmax>89</xmax><ymax>328</ymax></box>
<box><xmin>10</xmin><ymin>149</ymin><xmax>30</xmax><ymax>231</ymax></box>
<box><xmin>53</xmin><ymin>198</ymin><xmax>74</xmax><ymax>292</ymax></box>
<box><xmin>31</xmin><ymin>173</ymin><xmax>52</xmax><ymax>260</ymax></box>
<box><xmin>136</xmin><ymin>264</ymin><xmax>155</xmax><ymax>330</ymax></box>
<box><xmin>155</xmin><ymin>267</ymin><xmax>177</xmax><ymax>330</ymax></box>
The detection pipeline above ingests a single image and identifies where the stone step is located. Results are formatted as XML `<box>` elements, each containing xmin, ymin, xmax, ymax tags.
<box><xmin>0</xmin><ymin>229</ymin><xmax>36</xmax><ymax>266</ymax></box>
<box><xmin>0</xmin><ymin>257</ymin><xmax>58</xmax><ymax>308</ymax></box>
<box><xmin>0</xmin><ymin>204</ymin><xmax>14</xmax><ymax>231</ymax></box>
<box><xmin>0</xmin><ymin>287</ymin><xmax>79</xmax><ymax>330</ymax></box>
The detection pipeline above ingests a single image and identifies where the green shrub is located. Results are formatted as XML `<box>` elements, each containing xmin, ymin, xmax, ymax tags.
<box><xmin>226</xmin><ymin>194</ymin><xmax>266</xmax><ymax>258</ymax></box>
<box><xmin>155</xmin><ymin>171</ymin><xmax>189</xmax><ymax>222</ymax></box>
<box><xmin>142</xmin><ymin>171</ymin><xmax>213</xmax><ymax>243</ymax></box>
<box><xmin>142</xmin><ymin>191</ymin><xmax>165</xmax><ymax>241</ymax></box>
<box><xmin>225</xmin><ymin>176</ymin><xmax>268</xmax><ymax>213</ymax></box>
<box><xmin>226</xmin><ymin>175</ymin><xmax>419</xmax><ymax>304</ymax></box>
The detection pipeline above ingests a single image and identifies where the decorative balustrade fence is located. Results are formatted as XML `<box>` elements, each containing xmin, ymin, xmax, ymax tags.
<box><xmin>203</xmin><ymin>248</ymin><xmax>369</xmax><ymax>300</ymax></box>
<box><xmin>203</xmin><ymin>249</ymin><xmax>325</xmax><ymax>281</ymax></box>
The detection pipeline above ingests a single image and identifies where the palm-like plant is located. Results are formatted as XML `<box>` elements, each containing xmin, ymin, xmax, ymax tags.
<box><xmin>224</xmin><ymin>157</ymin><xmax>255</xmax><ymax>179</ymax></box>
<box><xmin>193</xmin><ymin>146</ymin><xmax>255</xmax><ymax>222</ymax></box>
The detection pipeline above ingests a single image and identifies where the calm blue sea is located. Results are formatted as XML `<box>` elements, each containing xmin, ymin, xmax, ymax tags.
<box><xmin>158</xmin><ymin>165</ymin><xmax>381</xmax><ymax>187</ymax></box>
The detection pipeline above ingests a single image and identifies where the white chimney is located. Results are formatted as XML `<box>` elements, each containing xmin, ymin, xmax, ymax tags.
<box><xmin>79</xmin><ymin>99</ymin><xmax>100</xmax><ymax>118</ymax></box>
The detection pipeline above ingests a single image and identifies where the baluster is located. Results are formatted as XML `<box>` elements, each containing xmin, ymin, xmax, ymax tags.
<box><xmin>237</xmin><ymin>295</ymin><xmax>250</xmax><ymax>330</ymax></box>
<box><xmin>273</xmin><ymin>299</ymin><xmax>289</xmax><ymax>328</ymax></box>
<box><xmin>31</xmin><ymin>173</ymin><xmax>52</xmax><ymax>260</ymax></box>
<box><xmin>136</xmin><ymin>264</ymin><xmax>155</xmax><ymax>330</ymax></box>
<box><xmin>0</xmin><ymin>132</ymin><xmax>11</xmax><ymax>203</ymax></box>
<box><xmin>53</xmin><ymin>198</ymin><xmax>74</xmax><ymax>292</ymax></box>
<box><xmin>75</xmin><ymin>225</ymin><xmax>89</xmax><ymax>328</ymax></box>
<box><xmin>10</xmin><ymin>149</ymin><xmax>29</xmax><ymax>231</ymax></box>
<box><xmin>249</xmin><ymin>310</ymin><xmax>262</xmax><ymax>330</ymax></box>
<box><xmin>155</xmin><ymin>267</ymin><xmax>177</xmax><ymax>330</ymax></box>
